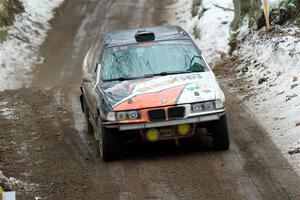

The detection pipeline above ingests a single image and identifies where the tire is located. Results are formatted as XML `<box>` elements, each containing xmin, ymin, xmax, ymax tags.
<box><xmin>98</xmin><ymin>117</ymin><xmax>118</xmax><ymax>161</ymax></box>
<box><xmin>208</xmin><ymin>114</ymin><xmax>230</xmax><ymax>150</ymax></box>
<box><xmin>83</xmin><ymin>97</ymin><xmax>93</xmax><ymax>135</ymax></box>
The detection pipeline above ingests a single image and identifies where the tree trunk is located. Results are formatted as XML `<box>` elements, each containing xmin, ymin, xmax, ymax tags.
<box><xmin>231</xmin><ymin>0</ymin><xmax>262</xmax><ymax>31</ymax></box>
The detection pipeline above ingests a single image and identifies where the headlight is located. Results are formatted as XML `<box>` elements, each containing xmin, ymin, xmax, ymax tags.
<box><xmin>116</xmin><ymin>110</ymin><xmax>141</xmax><ymax>121</ymax></box>
<box><xmin>203</xmin><ymin>102</ymin><xmax>215</xmax><ymax>110</ymax></box>
<box><xmin>191</xmin><ymin>103</ymin><xmax>204</xmax><ymax>112</ymax></box>
<box><xmin>116</xmin><ymin>112</ymin><xmax>127</xmax><ymax>121</ymax></box>
<box><xmin>191</xmin><ymin>101</ymin><xmax>215</xmax><ymax>113</ymax></box>
<box><xmin>215</xmin><ymin>99</ymin><xmax>224</xmax><ymax>109</ymax></box>
<box><xmin>128</xmin><ymin>110</ymin><xmax>139</xmax><ymax>120</ymax></box>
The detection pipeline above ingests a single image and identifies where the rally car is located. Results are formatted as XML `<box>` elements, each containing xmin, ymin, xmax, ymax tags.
<box><xmin>80</xmin><ymin>26</ymin><xmax>229</xmax><ymax>161</ymax></box>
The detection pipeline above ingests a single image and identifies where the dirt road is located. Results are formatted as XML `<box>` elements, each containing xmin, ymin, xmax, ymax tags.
<box><xmin>1</xmin><ymin>0</ymin><xmax>300</xmax><ymax>199</ymax></box>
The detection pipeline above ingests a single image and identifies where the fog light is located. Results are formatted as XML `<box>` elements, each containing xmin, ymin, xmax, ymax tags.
<box><xmin>146</xmin><ymin>129</ymin><xmax>159</xmax><ymax>142</ymax></box>
<box><xmin>177</xmin><ymin>124</ymin><xmax>191</xmax><ymax>135</ymax></box>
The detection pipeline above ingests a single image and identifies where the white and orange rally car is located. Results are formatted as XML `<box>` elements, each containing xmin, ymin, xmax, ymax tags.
<box><xmin>80</xmin><ymin>26</ymin><xmax>229</xmax><ymax>161</ymax></box>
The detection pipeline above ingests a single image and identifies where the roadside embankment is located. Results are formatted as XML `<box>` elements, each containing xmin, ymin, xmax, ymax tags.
<box><xmin>0</xmin><ymin>0</ymin><xmax>64</xmax><ymax>91</ymax></box>
<box><xmin>169</xmin><ymin>0</ymin><xmax>300</xmax><ymax>176</ymax></box>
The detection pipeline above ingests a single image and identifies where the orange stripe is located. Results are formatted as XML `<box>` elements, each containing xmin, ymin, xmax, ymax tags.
<box><xmin>114</xmin><ymin>85</ymin><xmax>185</xmax><ymax>111</ymax></box>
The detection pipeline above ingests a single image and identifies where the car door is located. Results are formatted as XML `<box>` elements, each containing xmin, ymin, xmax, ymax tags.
<box><xmin>82</xmin><ymin>41</ymin><xmax>96</xmax><ymax>110</ymax></box>
<box><xmin>84</xmin><ymin>38</ymin><xmax>103</xmax><ymax>121</ymax></box>
<box><xmin>82</xmin><ymin>39</ymin><xmax>98</xmax><ymax>110</ymax></box>
<box><xmin>89</xmin><ymin>56</ymin><xmax>103</xmax><ymax>121</ymax></box>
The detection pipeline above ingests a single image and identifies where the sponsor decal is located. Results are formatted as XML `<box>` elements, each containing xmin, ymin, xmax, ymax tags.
<box><xmin>135</xmin><ymin>74</ymin><xmax>203</xmax><ymax>94</ymax></box>
<box><xmin>105</xmin><ymin>72</ymin><xmax>215</xmax><ymax>110</ymax></box>
<box><xmin>136</xmin><ymin>77</ymin><xmax>177</xmax><ymax>93</ymax></box>
<box><xmin>159</xmin><ymin>41</ymin><xmax>191</xmax><ymax>45</ymax></box>
<box><xmin>114</xmin><ymin>86</ymin><xmax>184</xmax><ymax>111</ymax></box>
<box><xmin>186</xmin><ymin>83</ymin><xmax>211</xmax><ymax>93</ymax></box>
<box><xmin>112</xmin><ymin>45</ymin><xmax>129</xmax><ymax>52</ymax></box>
<box><xmin>138</xmin><ymin>42</ymin><xmax>159</xmax><ymax>47</ymax></box>
<box><xmin>175</xmin><ymin>74</ymin><xmax>202</xmax><ymax>81</ymax></box>
<box><xmin>177</xmin><ymin>81</ymin><xmax>215</xmax><ymax>104</ymax></box>
<box><xmin>119</xmin><ymin>45</ymin><xmax>128</xmax><ymax>50</ymax></box>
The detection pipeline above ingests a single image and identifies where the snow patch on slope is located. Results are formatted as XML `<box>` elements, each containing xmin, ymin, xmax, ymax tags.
<box><xmin>0</xmin><ymin>170</ymin><xmax>38</xmax><ymax>191</ymax></box>
<box><xmin>270</xmin><ymin>0</ymin><xmax>280</xmax><ymax>6</ymax></box>
<box><xmin>0</xmin><ymin>0</ymin><xmax>64</xmax><ymax>91</ymax></box>
<box><xmin>169</xmin><ymin>0</ymin><xmax>300</xmax><ymax>175</ymax></box>
<box><xmin>168</xmin><ymin>0</ymin><xmax>234</xmax><ymax>65</ymax></box>
<box><xmin>233</xmin><ymin>26</ymin><xmax>300</xmax><ymax>175</ymax></box>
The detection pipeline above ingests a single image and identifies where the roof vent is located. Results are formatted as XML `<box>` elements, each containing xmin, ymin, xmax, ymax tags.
<box><xmin>135</xmin><ymin>30</ymin><xmax>155</xmax><ymax>42</ymax></box>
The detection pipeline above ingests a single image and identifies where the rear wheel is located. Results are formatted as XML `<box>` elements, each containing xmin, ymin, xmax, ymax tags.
<box><xmin>98</xmin><ymin>117</ymin><xmax>118</xmax><ymax>161</ymax></box>
<box><xmin>208</xmin><ymin>114</ymin><xmax>230</xmax><ymax>150</ymax></box>
<box><xmin>83</xmin><ymin>97</ymin><xmax>93</xmax><ymax>135</ymax></box>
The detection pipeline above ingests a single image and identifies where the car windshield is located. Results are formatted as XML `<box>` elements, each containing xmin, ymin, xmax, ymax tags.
<box><xmin>102</xmin><ymin>41</ymin><xmax>207</xmax><ymax>81</ymax></box>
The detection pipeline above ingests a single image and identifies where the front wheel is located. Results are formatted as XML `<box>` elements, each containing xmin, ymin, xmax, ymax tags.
<box><xmin>98</xmin><ymin>117</ymin><xmax>118</xmax><ymax>161</ymax></box>
<box><xmin>208</xmin><ymin>114</ymin><xmax>230</xmax><ymax>150</ymax></box>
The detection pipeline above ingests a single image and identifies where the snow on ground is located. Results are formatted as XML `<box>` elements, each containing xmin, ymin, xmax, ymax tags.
<box><xmin>0</xmin><ymin>0</ymin><xmax>64</xmax><ymax>91</ymax></box>
<box><xmin>0</xmin><ymin>101</ymin><xmax>15</xmax><ymax>120</ymax></box>
<box><xmin>0</xmin><ymin>170</ymin><xmax>38</xmax><ymax>192</ymax></box>
<box><xmin>270</xmin><ymin>0</ymin><xmax>280</xmax><ymax>6</ymax></box>
<box><xmin>168</xmin><ymin>0</ymin><xmax>234</xmax><ymax>65</ymax></box>
<box><xmin>169</xmin><ymin>0</ymin><xmax>300</xmax><ymax>175</ymax></box>
<box><xmin>233</xmin><ymin>26</ymin><xmax>300</xmax><ymax>175</ymax></box>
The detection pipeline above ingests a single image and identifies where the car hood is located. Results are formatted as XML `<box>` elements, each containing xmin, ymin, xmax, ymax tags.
<box><xmin>98</xmin><ymin>72</ymin><xmax>216</xmax><ymax>111</ymax></box>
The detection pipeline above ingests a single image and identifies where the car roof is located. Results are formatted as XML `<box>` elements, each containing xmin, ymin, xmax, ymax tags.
<box><xmin>102</xmin><ymin>26</ymin><xmax>190</xmax><ymax>47</ymax></box>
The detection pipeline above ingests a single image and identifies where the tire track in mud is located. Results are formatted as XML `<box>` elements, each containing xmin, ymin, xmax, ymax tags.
<box><xmin>62</xmin><ymin>86</ymin><xmax>180</xmax><ymax>200</ymax></box>
<box><xmin>2</xmin><ymin>0</ymin><xmax>300</xmax><ymax>199</ymax></box>
<box><xmin>137</xmin><ymin>162</ymin><xmax>177</xmax><ymax>200</ymax></box>
<box><xmin>0</xmin><ymin>88</ymin><xmax>99</xmax><ymax>199</ymax></box>
<box><xmin>1</xmin><ymin>87</ymin><xmax>300</xmax><ymax>199</ymax></box>
<box><xmin>106</xmin><ymin>161</ymin><xmax>178</xmax><ymax>200</ymax></box>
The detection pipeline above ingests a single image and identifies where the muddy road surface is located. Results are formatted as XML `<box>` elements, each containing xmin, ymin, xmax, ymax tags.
<box><xmin>1</xmin><ymin>0</ymin><xmax>300</xmax><ymax>199</ymax></box>
<box><xmin>32</xmin><ymin>0</ymin><xmax>169</xmax><ymax>87</ymax></box>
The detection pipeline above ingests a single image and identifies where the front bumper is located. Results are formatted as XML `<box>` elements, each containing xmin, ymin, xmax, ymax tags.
<box><xmin>117</xmin><ymin>111</ymin><xmax>224</xmax><ymax>131</ymax></box>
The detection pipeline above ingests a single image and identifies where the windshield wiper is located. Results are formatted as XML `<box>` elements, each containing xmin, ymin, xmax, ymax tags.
<box><xmin>103</xmin><ymin>76</ymin><xmax>143</xmax><ymax>82</ymax></box>
<box><xmin>143</xmin><ymin>71</ymin><xmax>193</xmax><ymax>78</ymax></box>
<box><xmin>103</xmin><ymin>71</ymin><xmax>197</xmax><ymax>82</ymax></box>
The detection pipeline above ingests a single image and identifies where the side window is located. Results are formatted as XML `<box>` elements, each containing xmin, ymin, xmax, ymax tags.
<box><xmin>91</xmin><ymin>41</ymin><xmax>103</xmax><ymax>74</ymax></box>
<box><xmin>87</xmin><ymin>44</ymin><xmax>96</xmax><ymax>71</ymax></box>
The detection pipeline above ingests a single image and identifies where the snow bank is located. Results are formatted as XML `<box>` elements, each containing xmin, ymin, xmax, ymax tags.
<box><xmin>0</xmin><ymin>0</ymin><xmax>64</xmax><ymax>91</ymax></box>
<box><xmin>168</xmin><ymin>0</ymin><xmax>234</xmax><ymax>65</ymax></box>
<box><xmin>169</xmin><ymin>0</ymin><xmax>300</xmax><ymax>175</ymax></box>
<box><xmin>233</xmin><ymin>26</ymin><xmax>300</xmax><ymax>175</ymax></box>
<box><xmin>270</xmin><ymin>0</ymin><xmax>280</xmax><ymax>6</ymax></box>
<box><xmin>0</xmin><ymin>170</ymin><xmax>38</xmax><ymax>191</ymax></box>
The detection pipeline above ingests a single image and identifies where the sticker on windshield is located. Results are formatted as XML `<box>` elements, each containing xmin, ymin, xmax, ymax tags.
<box><xmin>113</xmin><ymin>45</ymin><xmax>128</xmax><ymax>52</ymax></box>
<box><xmin>160</xmin><ymin>40</ymin><xmax>191</xmax><ymax>45</ymax></box>
<box><xmin>138</xmin><ymin>42</ymin><xmax>159</xmax><ymax>47</ymax></box>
